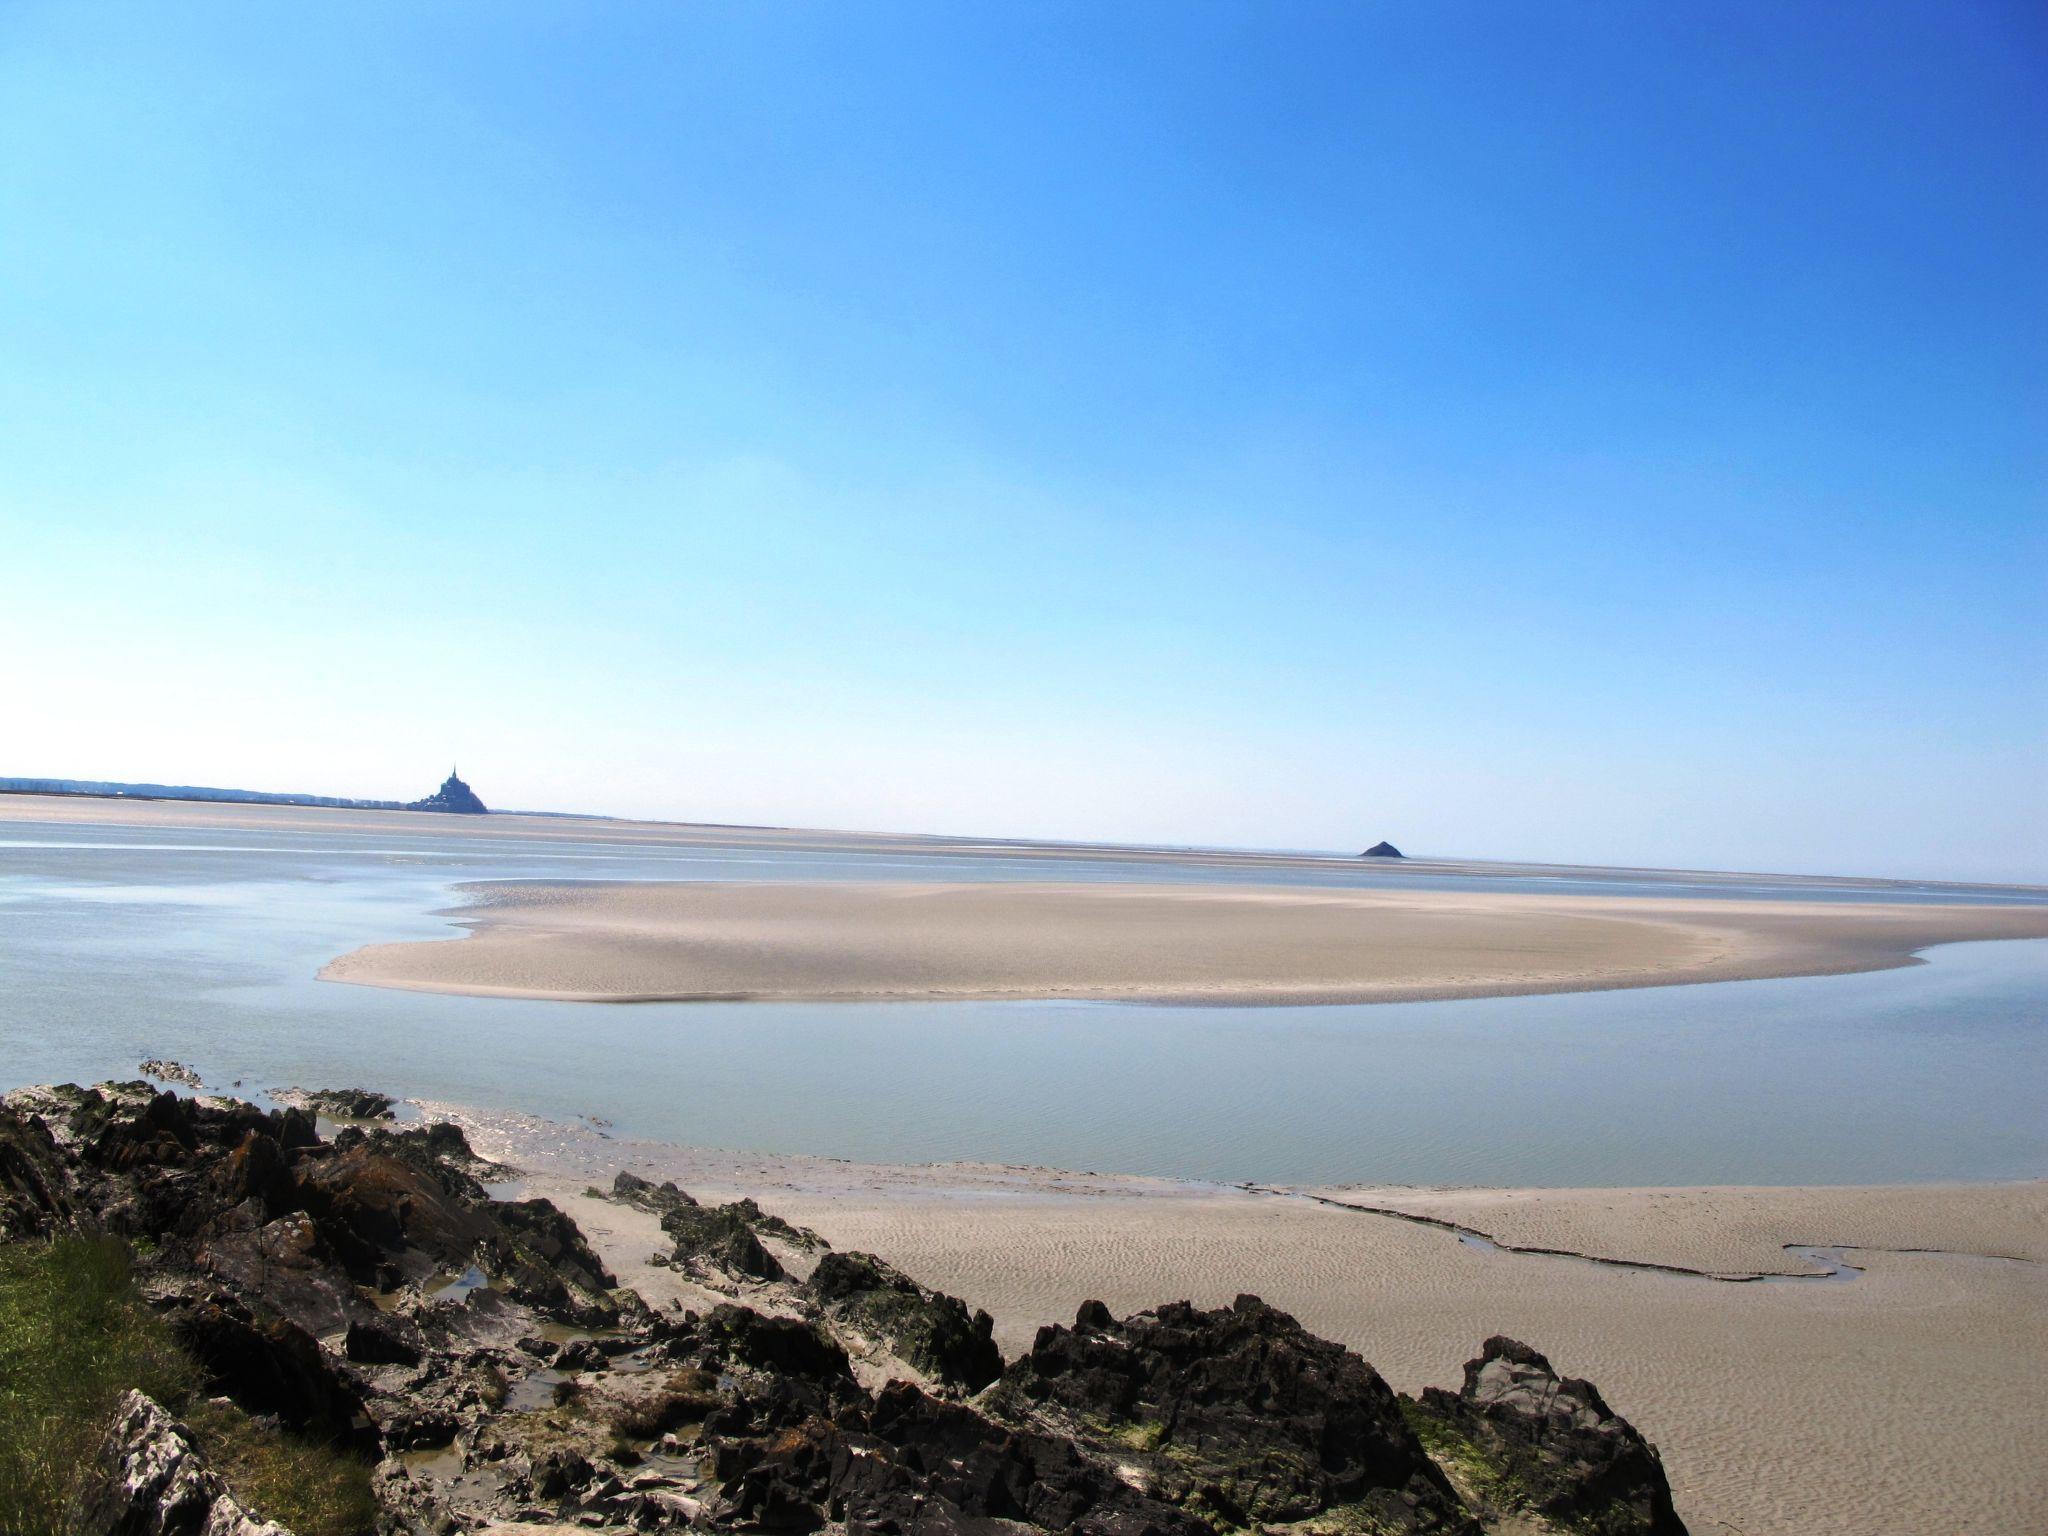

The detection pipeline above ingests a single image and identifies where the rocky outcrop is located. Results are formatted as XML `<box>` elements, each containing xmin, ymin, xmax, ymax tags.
<box><xmin>611</xmin><ymin>1172</ymin><xmax>788</xmax><ymax>1282</ymax></box>
<box><xmin>1362</xmin><ymin>841</ymin><xmax>1405</xmax><ymax>858</ymax></box>
<box><xmin>342</xmin><ymin>1117</ymin><xmax>509</xmax><ymax>1189</ymax></box>
<box><xmin>295</xmin><ymin>1133</ymin><xmax>620</xmax><ymax>1324</ymax></box>
<box><xmin>138</xmin><ymin>1060</ymin><xmax>203</xmax><ymax>1088</ymax></box>
<box><xmin>710</xmin><ymin>1377</ymin><xmax>1206</xmax><ymax>1536</ymax></box>
<box><xmin>607</xmin><ymin>1168</ymin><xmax>699</xmax><ymax>1222</ymax></box>
<box><xmin>807</xmin><ymin>1248</ymin><xmax>1003</xmax><ymax>1391</ymax></box>
<box><xmin>268</xmin><ymin>1087</ymin><xmax>394</xmax><ymax>1120</ymax></box>
<box><xmin>74</xmin><ymin>1390</ymin><xmax>291</xmax><ymax>1536</ymax></box>
<box><xmin>1416</xmin><ymin>1336</ymin><xmax>1687</xmax><ymax>1534</ymax></box>
<box><xmin>995</xmin><ymin>1294</ymin><xmax>1474</xmax><ymax>1532</ymax></box>
<box><xmin>0</xmin><ymin>1102</ymin><xmax>72</xmax><ymax>1237</ymax></box>
<box><xmin>2</xmin><ymin>1082</ymin><xmax>1691</xmax><ymax>1536</ymax></box>
<box><xmin>165</xmin><ymin>1288</ymin><xmax>374</xmax><ymax>1448</ymax></box>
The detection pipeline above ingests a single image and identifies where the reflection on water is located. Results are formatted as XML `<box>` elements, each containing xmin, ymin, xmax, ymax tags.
<box><xmin>0</xmin><ymin>816</ymin><xmax>2043</xmax><ymax>1188</ymax></box>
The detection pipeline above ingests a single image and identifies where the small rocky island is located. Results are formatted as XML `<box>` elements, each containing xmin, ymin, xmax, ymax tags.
<box><xmin>1362</xmin><ymin>841</ymin><xmax>1405</xmax><ymax>858</ymax></box>
<box><xmin>0</xmin><ymin>1080</ymin><xmax>1688</xmax><ymax>1535</ymax></box>
<box><xmin>407</xmin><ymin>768</ymin><xmax>488</xmax><ymax>815</ymax></box>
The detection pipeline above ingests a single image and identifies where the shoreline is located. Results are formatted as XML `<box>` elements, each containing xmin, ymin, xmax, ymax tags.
<box><xmin>423</xmin><ymin>1099</ymin><xmax>2046</xmax><ymax>1536</ymax></box>
<box><xmin>318</xmin><ymin>877</ymin><xmax>2048</xmax><ymax>1006</ymax></box>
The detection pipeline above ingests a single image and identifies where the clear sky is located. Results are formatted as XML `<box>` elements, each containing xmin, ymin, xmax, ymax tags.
<box><xmin>2</xmin><ymin>3</ymin><xmax>2042</xmax><ymax>882</ymax></box>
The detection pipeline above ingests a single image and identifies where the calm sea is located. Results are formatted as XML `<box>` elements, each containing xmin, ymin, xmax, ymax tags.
<box><xmin>2</xmin><ymin>815</ymin><xmax>2042</xmax><ymax>1187</ymax></box>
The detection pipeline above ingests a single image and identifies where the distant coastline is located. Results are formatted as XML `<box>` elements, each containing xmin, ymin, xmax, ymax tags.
<box><xmin>0</xmin><ymin>773</ymin><xmax>488</xmax><ymax>815</ymax></box>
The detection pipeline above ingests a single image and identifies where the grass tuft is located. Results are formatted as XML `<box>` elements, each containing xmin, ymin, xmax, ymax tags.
<box><xmin>184</xmin><ymin>1401</ymin><xmax>380</xmax><ymax>1536</ymax></box>
<box><xmin>0</xmin><ymin>1236</ymin><xmax>194</xmax><ymax>1535</ymax></box>
<box><xmin>0</xmin><ymin>1236</ymin><xmax>374</xmax><ymax>1536</ymax></box>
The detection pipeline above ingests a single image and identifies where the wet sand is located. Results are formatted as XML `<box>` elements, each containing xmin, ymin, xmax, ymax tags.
<box><xmin>442</xmin><ymin>1108</ymin><xmax>2048</xmax><ymax>1536</ymax></box>
<box><xmin>323</xmin><ymin>878</ymin><xmax>2048</xmax><ymax>1005</ymax></box>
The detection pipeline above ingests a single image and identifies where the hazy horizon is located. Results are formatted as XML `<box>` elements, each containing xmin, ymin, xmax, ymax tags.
<box><xmin>6</xmin><ymin>769</ymin><xmax>2045</xmax><ymax>892</ymax></box>
<box><xmin>3</xmin><ymin>3</ymin><xmax>2043</xmax><ymax>884</ymax></box>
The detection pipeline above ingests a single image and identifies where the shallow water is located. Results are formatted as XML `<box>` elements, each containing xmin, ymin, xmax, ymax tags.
<box><xmin>1</xmin><ymin>815</ymin><xmax>2043</xmax><ymax>1187</ymax></box>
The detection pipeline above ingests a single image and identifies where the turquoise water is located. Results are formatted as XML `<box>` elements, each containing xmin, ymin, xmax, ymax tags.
<box><xmin>1</xmin><ymin>816</ymin><xmax>2043</xmax><ymax>1186</ymax></box>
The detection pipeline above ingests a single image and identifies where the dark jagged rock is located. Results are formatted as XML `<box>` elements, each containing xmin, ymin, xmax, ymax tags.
<box><xmin>710</xmin><ymin>1380</ymin><xmax>1204</xmax><ymax>1536</ymax></box>
<box><xmin>529</xmin><ymin>1444</ymin><xmax>595</xmax><ymax>1500</ymax></box>
<box><xmin>494</xmin><ymin>1196</ymin><xmax>619</xmax><ymax>1295</ymax></box>
<box><xmin>269</xmin><ymin>1086</ymin><xmax>395</xmax><ymax>1121</ymax></box>
<box><xmin>699</xmin><ymin>1304</ymin><xmax>856</xmax><ymax>1386</ymax></box>
<box><xmin>294</xmin><ymin>1139</ymin><xmax>497</xmax><ymax>1283</ymax></box>
<box><xmin>1416</xmin><ymin>1336</ymin><xmax>1687</xmax><ymax>1535</ymax></box>
<box><xmin>165</xmin><ymin>1289</ymin><xmax>375</xmax><ymax>1449</ymax></box>
<box><xmin>669</xmin><ymin>1204</ymin><xmax>785</xmax><ymax>1280</ymax></box>
<box><xmin>609</xmin><ymin>1169</ymin><xmax>699</xmax><ymax>1217</ymax></box>
<box><xmin>332</xmin><ymin>1118</ymin><xmax>509</xmax><ymax>1197</ymax></box>
<box><xmin>865</xmin><ymin>1379</ymin><xmax>1206</xmax><ymax>1536</ymax></box>
<box><xmin>807</xmin><ymin>1248</ymin><xmax>1002</xmax><ymax>1391</ymax></box>
<box><xmin>213</xmin><ymin>1128</ymin><xmax>299</xmax><ymax>1217</ymax></box>
<box><xmin>73</xmin><ymin>1390</ymin><xmax>290</xmax><ymax>1536</ymax></box>
<box><xmin>0</xmin><ymin>1102</ymin><xmax>72</xmax><ymax>1237</ymax></box>
<box><xmin>407</xmin><ymin>768</ymin><xmax>487</xmax><ymax>814</ymax></box>
<box><xmin>297</xmin><ymin>1142</ymin><xmax>618</xmax><ymax>1324</ymax></box>
<box><xmin>1362</xmin><ymin>841</ymin><xmax>1406</xmax><ymax>858</ymax></box>
<box><xmin>657</xmin><ymin>1199</ymin><xmax>787</xmax><ymax>1282</ymax></box>
<box><xmin>724</xmin><ymin>1194</ymin><xmax>828</xmax><ymax>1250</ymax></box>
<box><xmin>610</xmin><ymin>1172</ymin><xmax>827</xmax><ymax>1251</ymax></box>
<box><xmin>345</xmin><ymin>1313</ymin><xmax>424</xmax><ymax>1367</ymax></box>
<box><xmin>184</xmin><ymin>1213</ymin><xmax>369</xmax><ymax>1356</ymax></box>
<box><xmin>995</xmin><ymin>1295</ymin><xmax>1474</xmax><ymax>1533</ymax></box>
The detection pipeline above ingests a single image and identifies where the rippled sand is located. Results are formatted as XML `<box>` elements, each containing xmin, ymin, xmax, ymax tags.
<box><xmin>447</xmin><ymin>1107</ymin><xmax>2047</xmax><ymax>1536</ymax></box>
<box><xmin>324</xmin><ymin>878</ymin><xmax>2048</xmax><ymax>1005</ymax></box>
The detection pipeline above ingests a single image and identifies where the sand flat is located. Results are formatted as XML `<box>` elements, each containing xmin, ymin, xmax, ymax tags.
<box><xmin>770</xmin><ymin>1184</ymin><xmax>2048</xmax><ymax>1536</ymax></box>
<box><xmin>1318</xmin><ymin>1180</ymin><xmax>2048</xmax><ymax>1271</ymax></box>
<box><xmin>439</xmin><ymin>1108</ymin><xmax>2047</xmax><ymax>1536</ymax></box>
<box><xmin>320</xmin><ymin>877</ymin><xmax>2048</xmax><ymax>1004</ymax></box>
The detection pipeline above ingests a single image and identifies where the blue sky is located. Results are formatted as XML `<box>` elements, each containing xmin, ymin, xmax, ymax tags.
<box><xmin>2</xmin><ymin>2</ymin><xmax>2042</xmax><ymax>880</ymax></box>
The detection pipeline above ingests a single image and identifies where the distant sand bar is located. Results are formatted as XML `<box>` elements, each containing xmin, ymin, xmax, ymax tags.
<box><xmin>320</xmin><ymin>879</ymin><xmax>2048</xmax><ymax>1004</ymax></box>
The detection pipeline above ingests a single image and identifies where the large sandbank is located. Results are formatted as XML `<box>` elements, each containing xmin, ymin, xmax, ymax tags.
<box><xmin>441</xmin><ymin>1107</ymin><xmax>2048</xmax><ymax>1536</ymax></box>
<box><xmin>322</xmin><ymin>877</ymin><xmax>2048</xmax><ymax>1004</ymax></box>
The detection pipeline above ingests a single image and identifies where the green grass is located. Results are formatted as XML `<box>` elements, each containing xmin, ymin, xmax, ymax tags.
<box><xmin>0</xmin><ymin>1236</ymin><xmax>375</xmax><ymax>1536</ymax></box>
<box><xmin>182</xmin><ymin>1401</ymin><xmax>379</xmax><ymax>1536</ymax></box>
